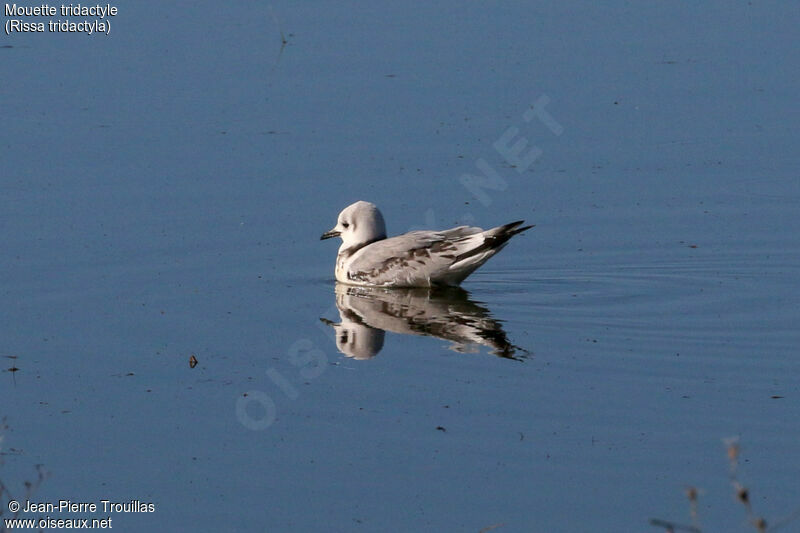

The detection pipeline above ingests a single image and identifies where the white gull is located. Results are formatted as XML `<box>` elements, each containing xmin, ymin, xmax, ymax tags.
<box><xmin>320</xmin><ymin>201</ymin><xmax>533</xmax><ymax>287</ymax></box>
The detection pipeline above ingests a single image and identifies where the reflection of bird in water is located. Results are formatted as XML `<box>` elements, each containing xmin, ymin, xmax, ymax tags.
<box><xmin>320</xmin><ymin>283</ymin><xmax>530</xmax><ymax>360</ymax></box>
<box><xmin>320</xmin><ymin>201</ymin><xmax>533</xmax><ymax>287</ymax></box>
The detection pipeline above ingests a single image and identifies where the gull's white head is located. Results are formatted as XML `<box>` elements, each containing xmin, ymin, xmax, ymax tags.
<box><xmin>321</xmin><ymin>201</ymin><xmax>387</xmax><ymax>251</ymax></box>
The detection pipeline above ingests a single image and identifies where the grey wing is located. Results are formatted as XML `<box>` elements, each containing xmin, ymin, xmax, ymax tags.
<box><xmin>345</xmin><ymin>227</ymin><xmax>482</xmax><ymax>286</ymax></box>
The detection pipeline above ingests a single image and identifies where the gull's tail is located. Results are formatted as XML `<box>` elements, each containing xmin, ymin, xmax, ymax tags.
<box><xmin>454</xmin><ymin>220</ymin><xmax>534</xmax><ymax>263</ymax></box>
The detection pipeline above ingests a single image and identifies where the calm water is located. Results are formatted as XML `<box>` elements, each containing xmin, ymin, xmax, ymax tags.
<box><xmin>2</xmin><ymin>2</ymin><xmax>799</xmax><ymax>531</ymax></box>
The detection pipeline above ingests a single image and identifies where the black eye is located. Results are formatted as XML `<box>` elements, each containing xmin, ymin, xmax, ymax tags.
<box><xmin>342</xmin><ymin>222</ymin><xmax>350</xmax><ymax>228</ymax></box>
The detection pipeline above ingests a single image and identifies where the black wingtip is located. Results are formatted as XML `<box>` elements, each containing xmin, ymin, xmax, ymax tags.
<box><xmin>512</xmin><ymin>223</ymin><xmax>535</xmax><ymax>236</ymax></box>
<box><xmin>500</xmin><ymin>221</ymin><xmax>535</xmax><ymax>236</ymax></box>
<box><xmin>455</xmin><ymin>220</ymin><xmax>535</xmax><ymax>262</ymax></box>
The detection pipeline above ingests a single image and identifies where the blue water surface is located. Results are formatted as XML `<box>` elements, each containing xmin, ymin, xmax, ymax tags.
<box><xmin>2</xmin><ymin>1</ymin><xmax>799</xmax><ymax>531</ymax></box>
